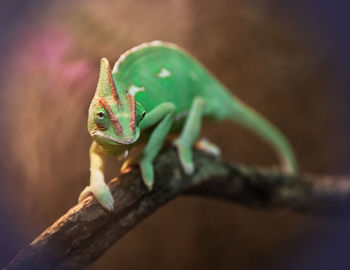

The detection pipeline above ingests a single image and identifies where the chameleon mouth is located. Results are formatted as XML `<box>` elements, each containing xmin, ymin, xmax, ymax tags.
<box><xmin>91</xmin><ymin>130</ymin><xmax>139</xmax><ymax>144</ymax></box>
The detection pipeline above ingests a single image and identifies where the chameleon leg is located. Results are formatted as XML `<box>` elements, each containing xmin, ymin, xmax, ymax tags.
<box><xmin>173</xmin><ymin>96</ymin><xmax>206</xmax><ymax>174</ymax></box>
<box><xmin>78</xmin><ymin>141</ymin><xmax>114</xmax><ymax>211</ymax></box>
<box><xmin>138</xmin><ymin>102</ymin><xmax>176</xmax><ymax>190</ymax></box>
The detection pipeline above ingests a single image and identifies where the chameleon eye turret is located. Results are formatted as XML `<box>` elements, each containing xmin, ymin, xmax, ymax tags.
<box><xmin>94</xmin><ymin>108</ymin><xmax>109</xmax><ymax>130</ymax></box>
<box><xmin>136</xmin><ymin>111</ymin><xmax>146</xmax><ymax>125</ymax></box>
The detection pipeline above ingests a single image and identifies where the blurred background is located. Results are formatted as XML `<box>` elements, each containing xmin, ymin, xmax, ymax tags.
<box><xmin>0</xmin><ymin>0</ymin><xmax>349</xmax><ymax>269</ymax></box>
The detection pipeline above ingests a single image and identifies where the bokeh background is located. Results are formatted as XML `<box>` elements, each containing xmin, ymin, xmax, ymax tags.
<box><xmin>0</xmin><ymin>0</ymin><xmax>349</xmax><ymax>269</ymax></box>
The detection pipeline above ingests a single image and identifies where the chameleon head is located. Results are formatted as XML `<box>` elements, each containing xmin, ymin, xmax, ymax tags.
<box><xmin>88</xmin><ymin>58</ymin><xmax>143</xmax><ymax>153</ymax></box>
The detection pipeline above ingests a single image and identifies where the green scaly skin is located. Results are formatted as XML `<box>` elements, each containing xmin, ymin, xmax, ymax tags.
<box><xmin>78</xmin><ymin>41</ymin><xmax>297</xmax><ymax>211</ymax></box>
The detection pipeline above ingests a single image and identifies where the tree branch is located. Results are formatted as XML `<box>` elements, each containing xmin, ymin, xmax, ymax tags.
<box><xmin>4</xmin><ymin>147</ymin><xmax>350</xmax><ymax>270</ymax></box>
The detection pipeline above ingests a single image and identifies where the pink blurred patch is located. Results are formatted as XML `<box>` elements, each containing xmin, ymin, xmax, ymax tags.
<box><xmin>10</xmin><ymin>26</ymin><xmax>94</xmax><ymax>98</ymax></box>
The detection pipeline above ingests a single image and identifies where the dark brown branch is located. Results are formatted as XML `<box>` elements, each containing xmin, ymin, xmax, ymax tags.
<box><xmin>4</xmin><ymin>147</ymin><xmax>350</xmax><ymax>270</ymax></box>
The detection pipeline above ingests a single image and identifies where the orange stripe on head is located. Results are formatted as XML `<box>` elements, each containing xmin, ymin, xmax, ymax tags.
<box><xmin>106</xmin><ymin>65</ymin><xmax>122</xmax><ymax>109</ymax></box>
<box><xmin>119</xmin><ymin>82</ymin><xmax>129</xmax><ymax>95</ymax></box>
<box><xmin>99</xmin><ymin>99</ymin><xmax>124</xmax><ymax>135</ymax></box>
<box><xmin>127</xmin><ymin>94</ymin><xmax>136</xmax><ymax>133</ymax></box>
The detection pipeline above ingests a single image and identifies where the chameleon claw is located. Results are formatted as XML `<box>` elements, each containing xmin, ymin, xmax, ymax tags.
<box><xmin>105</xmin><ymin>199</ymin><xmax>115</xmax><ymax>212</ymax></box>
<box><xmin>78</xmin><ymin>186</ymin><xmax>92</xmax><ymax>203</ymax></box>
<box><xmin>78</xmin><ymin>184</ymin><xmax>114</xmax><ymax>211</ymax></box>
<box><xmin>173</xmin><ymin>139</ymin><xmax>195</xmax><ymax>175</ymax></box>
<box><xmin>182</xmin><ymin>161</ymin><xmax>194</xmax><ymax>175</ymax></box>
<box><xmin>140</xmin><ymin>160</ymin><xmax>154</xmax><ymax>191</ymax></box>
<box><xmin>92</xmin><ymin>184</ymin><xmax>115</xmax><ymax>211</ymax></box>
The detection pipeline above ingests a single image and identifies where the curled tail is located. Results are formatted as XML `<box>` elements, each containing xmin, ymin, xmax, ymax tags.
<box><xmin>218</xmin><ymin>95</ymin><xmax>297</xmax><ymax>174</ymax></box>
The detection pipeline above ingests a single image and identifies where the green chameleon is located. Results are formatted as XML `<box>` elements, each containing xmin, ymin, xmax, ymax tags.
<box><xmin>78</xmin><ymin>41</ymin><xmax>297</xmax><ymax>211</ymax></box>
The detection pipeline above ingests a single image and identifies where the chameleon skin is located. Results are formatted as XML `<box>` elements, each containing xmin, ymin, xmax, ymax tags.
<box><xmin>79</xmin><ymin>41</ymin><xmax>297</xmax><ymax>211</ymax></box>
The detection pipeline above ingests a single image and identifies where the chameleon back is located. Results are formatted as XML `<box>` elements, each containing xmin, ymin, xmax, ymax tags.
<box><xmin>112</xmin><ymin>41</ymin><xmax>231</xmax><ymax>118</ymax></box>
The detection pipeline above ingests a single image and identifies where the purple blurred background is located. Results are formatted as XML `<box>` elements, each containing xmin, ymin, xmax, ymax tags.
<box><xmin>0</xmin><ymin>0</ymin><xmax>349</xmax><ymax>269</ymax></box>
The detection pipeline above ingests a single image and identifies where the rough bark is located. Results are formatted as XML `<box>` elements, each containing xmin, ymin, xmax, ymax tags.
<box><xmin>4</xmin><ymin>147</ymin><xmax>350</xmax><ymax>270</ymax></box>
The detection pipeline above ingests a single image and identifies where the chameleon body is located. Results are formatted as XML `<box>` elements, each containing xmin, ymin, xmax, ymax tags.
<box><xmin>78</xmin><ymin>41</ymin><xmax>297</xmax><ymax>211</ymax></box>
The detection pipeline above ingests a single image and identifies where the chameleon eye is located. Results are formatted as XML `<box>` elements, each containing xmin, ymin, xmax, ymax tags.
<box><xmin>94</xmin><ymin>108</ymin><xmax>109</xmax><ymax>129</ymax></box>
<box><xmin>136</xmin><ymin>111</ymin><xmax>146</xmax><ymax>125</ymax></box>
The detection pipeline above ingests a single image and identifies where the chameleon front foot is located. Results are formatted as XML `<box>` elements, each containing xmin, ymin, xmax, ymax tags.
<box><xmin>78</xmin><ymin>183</ymin><xmax>114</xmax><ymax>212</ymax></box>
<box><xmin>173</xmin><ymin>139</ymin><xmax>194</xmax><ymax>174</ymax></box>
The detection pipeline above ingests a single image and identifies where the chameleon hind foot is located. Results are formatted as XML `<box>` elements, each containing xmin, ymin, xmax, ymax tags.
<box><xmin>78</xmin><ymin>183</ymin><xmax>114</xmax><ymax>212</ymax></box>
<box><xmin>195</xmin><ymin>137</ymin><xmax>221</xmax><ymax>157</ymax></box>
<box><xmin>173</xmin><ymin>139</ymin><xmax>194</xmax><ymax>174</ymax></box>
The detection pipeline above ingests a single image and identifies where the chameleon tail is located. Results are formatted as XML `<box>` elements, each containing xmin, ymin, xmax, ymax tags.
<box><xmin>226</xmin><ymin>99</ymin><xmax>297</xmax><ymax>174</ymax></box>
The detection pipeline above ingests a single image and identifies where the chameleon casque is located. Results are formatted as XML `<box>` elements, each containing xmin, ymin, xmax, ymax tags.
<box><xmin>78</xmin><ymin>41</ymin><xmax>297</xmax><ymax>211</ymax></box>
